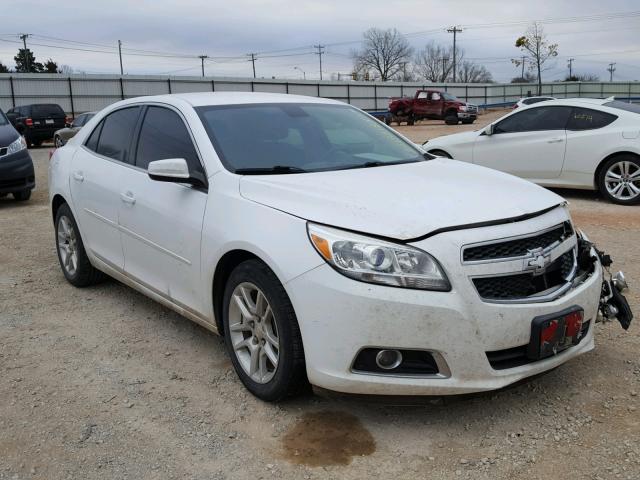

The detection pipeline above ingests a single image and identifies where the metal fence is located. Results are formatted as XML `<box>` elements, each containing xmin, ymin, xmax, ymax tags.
<box><xmin>2</xmin><ymin>73</ymin><xmax>640</xmax><ymax>116</ymax></box>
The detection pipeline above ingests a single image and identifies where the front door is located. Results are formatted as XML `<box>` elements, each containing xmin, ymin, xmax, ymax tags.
<box><xmin>473</xmin><ymin>106</ymin><xmax>572</xmax><ymax>180</ymax></box>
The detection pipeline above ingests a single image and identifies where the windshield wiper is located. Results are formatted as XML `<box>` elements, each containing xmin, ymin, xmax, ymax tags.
<box><xmin>234</xmin><ymin>165</ymin><xmax>308</xmax><ymax>175</ymax></box>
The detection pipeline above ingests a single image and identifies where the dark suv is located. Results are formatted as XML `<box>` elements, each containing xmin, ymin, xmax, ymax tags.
<box><xmin>0</xmin><ymin>108</ymin><xmax>35</xmax><ymax>201</ymax></box>
<box><xmin>6</xmin><ymin>104</ymin><xmax>67</xmax><ymax>147</ymax></box>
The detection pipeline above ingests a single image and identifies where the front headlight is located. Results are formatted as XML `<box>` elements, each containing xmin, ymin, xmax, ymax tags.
<box><xmin>6</xmin><ymin>136</ymin><xmax>27</xmax><ymax>155</ymax></box>
<box><xmin>308</xmin><ymin>223</ymin><xmax>450</xmax><ymax>291</ymax></box>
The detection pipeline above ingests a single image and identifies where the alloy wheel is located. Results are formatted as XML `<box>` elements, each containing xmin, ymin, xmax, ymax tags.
<box><xmin>57</xmin><ymin>215</ymin><xmax>78</xmax><ymax>276</ymax></box>
<box><xmin>604</xmin><ymin>160</ymin><xmax>640</xmax><ymax>201</ymax></box>
<box><xmin>55</xmin><ymin>136</ymin><xmax>63</xmax><ymax>148</ymax></box>
<box><xmin>228</xmin><ymin>282</ymin><xmax>280</xmax><ymax>384</ymax></box>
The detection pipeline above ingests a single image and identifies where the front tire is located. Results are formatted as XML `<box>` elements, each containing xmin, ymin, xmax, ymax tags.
<box><xmin>444</xmin><ymin>113</ymin><xmax>459</xmax><ymax>125</ymax></box>
<box><xmin>13</xmin><ymin>189</ymin><xmax>31</xmax><ymax>201</ymax></box>
<box><xmin>223</xmin><ymin>259</ymin><xmax>306</xmax><ymax>401</ymax></box>
<box><xmin>598</xmin><ymin>155</ymin><xmax>640</xmax><ymax>205</ymax></box>
<box><xmin>54</xmin><ymin>136</ymin><xmax>64</xmax><ymax>148</ymax></box>
<box><xmin>55</xmin><ymin>203</ymin><xmax>105</xmax><ymax>286</ymax></box>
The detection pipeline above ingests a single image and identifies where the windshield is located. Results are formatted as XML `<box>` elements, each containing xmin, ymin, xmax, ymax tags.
<box><xmin>196</xmin><ymin>103</ymin><xmax>424</xmax><ymax>173</ymax></box>
<box><xmin>0</xmin><ymin>110</ymin><xmax>8</xmax><ymax>126</ymax></box>
<box><xmin>442</xmin><ymin>93</ymin><xmax>458</xmax><ymax>102</ymax></box>
<box><xmin>32</xmin><ymin>104</ymin><xmax>65</xmax><ymax>117</ymax></box>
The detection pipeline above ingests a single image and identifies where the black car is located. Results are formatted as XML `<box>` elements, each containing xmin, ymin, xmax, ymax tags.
<box><xmin>6</xmin><ymin>103</ymin><xmax>67</xmax><ymax>147</ymax></box>
<box><xmin>0</xmin><ymin>108</ymin><xmax>35</xmax><ymax>201</ymax></box>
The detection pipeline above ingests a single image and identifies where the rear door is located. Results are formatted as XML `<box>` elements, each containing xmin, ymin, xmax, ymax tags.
<box><xmin>69</xmin><ymin>106</ymin><xmax>142</xmax><ymax>270</ymax></box>
<box><xmin>118</xmin><ymin>105</ymin><xmax>208</xmax><ymax>314</ymax></box>
<box><xmin>472</xmin><ymin>106</ymin><xmax>572</xmax><ymax>179</ymax></box>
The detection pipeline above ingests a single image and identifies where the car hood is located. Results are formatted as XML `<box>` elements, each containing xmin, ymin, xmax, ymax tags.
<box><xmin>428</xmin><ymin>129</ymin><xmax>479</xmax><ymax>146</ymax></box>
<box><xmin>239</xmin><ymin>159</ymin><xmax>564</xmax><ymax>240</ymax></box>
<box><xmin>0</xmin><ymin>123</ymin><xmax>19</xmax><ymax>147</ymax></box>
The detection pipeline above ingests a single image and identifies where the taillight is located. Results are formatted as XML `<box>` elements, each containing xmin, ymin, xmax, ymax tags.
<box><xmin>513</xmin><ymin>104</ymin><xmax>519</xmax><ymax>109</ymax></box>
<box><xmin>25</xmin><ymin>118</ymin><xmax>33</xmax><ymax>126</ymax></box>
<box><xmin>65</xmin><ymin>116</ymin><xmax>72</xmax><ymax>125</ymax></box>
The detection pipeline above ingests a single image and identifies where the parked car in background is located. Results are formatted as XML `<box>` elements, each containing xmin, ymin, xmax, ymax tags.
<box><xmin>513</xmin><ymin>96</ymin><xmax>556</xmax><ymax>109</ymax></box>
<box><xmin>6</xmin><ymin>104</ymin><xmax>68</xmax><ymax>147</ymax></box>
<box><xmin>424</xmin><ymin>98</ymin><xmax>640</xmax><ymax>205</ymax></box>
<box><xmin>54</xmin><ymin>112</ymin><xmax>96</xmax><ymax>147</ymax></box>
<box><xmin>387</xmin><ymin>89</ymin><xmax>478</xmax><ymax>125</ymax></box>
<box><xmin>49</xmin><ymin>92</ymin><xmax>631</xmax><ymax>402</ymax></box>
<box><xmin>0</xmin><ymin>108</ymin><xmax>35</xmax><ymax>201</ymax></box>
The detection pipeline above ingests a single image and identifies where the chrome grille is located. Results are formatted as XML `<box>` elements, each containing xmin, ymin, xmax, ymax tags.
<box><xmin>463</xmin><ymin>222</ymin><xmax>573</xmax><ymax>262</ymax></box>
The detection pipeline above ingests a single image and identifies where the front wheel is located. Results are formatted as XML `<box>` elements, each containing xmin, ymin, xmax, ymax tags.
<box><xmin>444</xmin><ymin>113</ymin><xmax>459</xmax><ymax>125</ymax></box>
<box><xmin>54</xmin><ymin>136</ymin><xmax>64</xmax><ymax>148</ymax></box>
<box><xmin>13</xmin><ymin>189</ymin><xmax>31</xmax><ymax>201</ymax></box>
<box><xmin>55</xmin><ymin>203</ymin><xmax>105</xmax><ymax>286</ymax></box>
<box><xmin>598</xmin><ymin>155</ymin><xmax>640</xmax><ymax>205</ymax></box>
<box><xmin>223</xmin><ymin>259</ymin><xmax>306</xmax><ymax>401</ymax></box>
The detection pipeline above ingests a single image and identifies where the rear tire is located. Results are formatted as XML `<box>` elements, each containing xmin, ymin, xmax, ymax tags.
<box><xmin>54</xmin><ymin>136</ymin><xmax>64</xmax><ymax>148</ymax></box>
<box><xmin>55</xmin><ymin>203</ymin><xmax>106</xmax><ymax>287</ymax></box>
<box><xmin>12</xmin><ymin>189</ymin><xmax>31</xmax><ymax>201</ymax></box>
<box><xmin>597</xmin><ymin>155</ymin><xmax>640</xmax><ymax>205</ymax></box>
<box><xmin>407</xmin><ymin>114</ymin><xmax>415</xmax><ymax>126</ymax></box>
<box><xmin>222</xmin><ymin>259</ymin><xmax>306</xmax><ymax>402</ymax></box>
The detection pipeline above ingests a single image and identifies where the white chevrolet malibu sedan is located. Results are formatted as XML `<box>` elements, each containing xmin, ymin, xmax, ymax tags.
<box><xmin>424</xmin><ymin>98</ymin><xmax>640</xmax><ymax>205</ymax></box>
<box><xmin>49</xmin><ymin>92</ymin><xmax>624</xmax><ymax>401</ymax></box>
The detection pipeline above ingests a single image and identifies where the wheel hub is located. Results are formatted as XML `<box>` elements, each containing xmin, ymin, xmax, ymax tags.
<box><xmin>604</xmin><ymin>160</ymin><xmax>640</xmax><ymax>201</ymax></box>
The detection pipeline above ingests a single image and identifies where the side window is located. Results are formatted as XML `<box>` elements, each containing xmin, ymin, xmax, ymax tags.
<box><xmin>95</xmin><ymin>107</ymin><xmax>141</xmax><ymax>162</ymax></box>
<box><xmin>567</xmin><ymin>107</ymin><xmax>617</xmax><ymax>131</ymax></box>
<box><xmin>135</xmin><ymin>106</ymin><xmax>202</xmax><ymax>174</ymax></box>
<box><xmin>72</xmin><ymin>114</ymin><xmax>85</xmax><ymax>128</ymax></box>
<box><xmin>431</xmin><ymin>92</ymin><xmax>441</xmax><ymax>101</ymax></box>
<box><xmin>85</xmin><ymin>120</ymin><xmax>103</xmax><ymax>152</ymax></box>
<box><xmin>494</xmin><ymin>106</ymin><xmax>571</xmax><ymax>134</ymax></box>
<box><xmin>417</xmin><ymin>91</ymin><xmax>428</xmax><ymax>99</ymax></box>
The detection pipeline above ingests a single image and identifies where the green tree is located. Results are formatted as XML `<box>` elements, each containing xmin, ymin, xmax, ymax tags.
<box><xmin>43</xmin><ymin>59</ymin><xmax>60</xmax><ymax>73</ymax></box>
<box><xmin>0</xmin><ymin>62</ymin><xmax>10</xmax><ymax>73</ymax></box>
<box><xmin>513</xmin><ymin>23</ymin><xmax>558</xmax><ymax>95</ymax></box>
<box><xmin>14</xmin><ymin>48</ymin><xmax>44</xmax><ymax>73</ymax></box>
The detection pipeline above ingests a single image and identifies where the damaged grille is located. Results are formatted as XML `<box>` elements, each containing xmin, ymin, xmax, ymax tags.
<box><xmin>473</xmin><ymin>250</ymin><xmax>575</xmax><ymax>301</ymax></box>
<box><xmin>463</xmin><ymin>222</ymin><xmax>573</xmax><ymax>262</ymax></box>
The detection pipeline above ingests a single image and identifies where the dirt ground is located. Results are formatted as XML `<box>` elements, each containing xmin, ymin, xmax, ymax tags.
<box><xmin>1</xmin><ymin>110</ymin><xmax>639</xmax><ymax>480</ymax></box>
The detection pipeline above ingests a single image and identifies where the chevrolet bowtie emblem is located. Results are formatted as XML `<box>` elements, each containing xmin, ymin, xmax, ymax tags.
<box><xmin>524</xmin><ymin>248</ymin><xmax>551</xmax><ymax>274</ymax></box>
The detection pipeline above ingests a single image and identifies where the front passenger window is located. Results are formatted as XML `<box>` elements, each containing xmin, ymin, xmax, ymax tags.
<box><xmin>135</xmin><ymin>106</ymin><xmax>203</xmax><ymax>177</ymax></box>
<box><xmin>494</xmin><ymin>106</ymin><xmax>571</xmax><ymax>134</ymax></box>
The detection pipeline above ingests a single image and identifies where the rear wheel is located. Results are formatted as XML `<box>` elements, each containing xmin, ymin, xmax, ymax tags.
<box><xmin>223</xmin><ymin>259</ymin><xmax>306</xmax><ymax>401</ymax></box>
<box><xmin>598</xmin><ymin>155</ymin><xmax>640</xmax><ymax>205</ymax></box>
<box><xmin>12</xmin><ymin>189</ymin><xmax>31</xmax><ymax>201</ymax></box>
<box><xmin>54</xmin><ymin>136</ymin><xmax>64</xmax><ymax>148</ymax></box>
<box><xmin>407</xmin><ymin>114</ymin><xmax>415</xmax><ymax>126</ymax></box>
<box><xmin>55</xmin><ymin>203</ymin><xmax>105</xmax><ymax>286</ymax></box>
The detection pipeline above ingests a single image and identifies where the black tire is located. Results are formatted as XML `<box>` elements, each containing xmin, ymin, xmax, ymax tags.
<box><xmin>384</xmin><ymin>116</ymin><xmax>392</xmax><ymax>126</ymax></box>
<box><xmin>31</xmin><ymin>139</ymin><xmax>43</xmax><ymax>148</ymax></box>
<box><xmin>222</xmin><ymin>259</ymin><xmax>306</xmax><ymax>402</ymax></box>
<box><xmin>429</xmin><ymin>149</ymin><xmax>452</xmax><ymax>159</ymax></box>
<box><xmin>54</xmin><ymin>203</ymin><xmax>106</xmax><ymax>287</ymax></box>
<box><xmin>444</xmin><ymin>113</ymin><xmax>459</xmax><ymax>125</ymax></box>
<box><xmin>407</xmin><ymin>114</ymin><xmax>415</xmax><ymax>126</ymax></box>
<box><xmin>54</xmin><ymin>136</ymin><xmax>64</xmax><ymax>148</ymax></box>
<box><xmin>597</xmin><ymin>155</ymin><xmax>640</xmax><ymax>205</ymax></box>
<box><xmin>12</xmin><ymin>189</ymin><xmax>31</xmax><ymax>201</ymax></box>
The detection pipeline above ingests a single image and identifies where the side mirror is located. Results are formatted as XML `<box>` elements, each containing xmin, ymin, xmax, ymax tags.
<box><xmin>483</xmin><ymin>124</ymin><xmax>494</xmax><ymax>136</ymax></box>
<box><xmin>148</xmin><ymin>158</ymin><xmax>206</xmax><ymax>188</ymax></box>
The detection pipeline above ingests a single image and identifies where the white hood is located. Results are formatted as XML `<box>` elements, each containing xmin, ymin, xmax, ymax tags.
<box><xmin>239</xmin><ymin>159</ymin><xmax>564</xmax><ymax>240</ymax></box>
<box><xmin>428</xmin><ymin>129</ymin><xmax>479</xmax><ymax>146</ymax></box>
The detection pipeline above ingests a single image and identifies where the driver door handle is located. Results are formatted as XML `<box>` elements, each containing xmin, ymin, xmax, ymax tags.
<box><xmin>120</xmin><ymin>191</ymin><xmax>136</xmax><ymax>205</ymax></box>
<box><xmin>547</xmin><ymin>138</ymin><xmax>564</xmax><ymax>144</ymax></box>
<box><xmin>72</xmin><ymin>171</ymin><xmax>84</xmax><ymax>182</ymax></box>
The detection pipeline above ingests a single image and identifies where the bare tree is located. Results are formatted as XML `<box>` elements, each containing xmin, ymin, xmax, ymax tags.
<box><xmin>352</xmin><ymin>28</ymin><xmax>413</xmax><ymax>81</ymax></box>
<box><xmin>511</xmin><ymin>71</ymin><xmax>536</xmax><ymax>83</ymax></box>
<box><xmin>513</xmin><ymin>23</ymin><xmax>558</xmax><ymax>95</ymax></box>
<box><xmin>458</xmin><ymin>60</ymin><xmax>493</xmax><ymax>83</ymax></box>
<box><xmin>413</xmin><ymin>41</ymin><xmax>457</xmax><ymax>82</ymax></box>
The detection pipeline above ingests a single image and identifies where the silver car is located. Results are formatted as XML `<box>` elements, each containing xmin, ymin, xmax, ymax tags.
<box><xmin>54</xmin><ymin>112</ymin><xmax>95</xmax><ymax>147</ymax></box>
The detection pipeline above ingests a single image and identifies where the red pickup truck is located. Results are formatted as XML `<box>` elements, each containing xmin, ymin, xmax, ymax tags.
<box><xmin>387</xmin><ymin>89</ymin><xmax>478</xmax><ymax>126</ymax></box>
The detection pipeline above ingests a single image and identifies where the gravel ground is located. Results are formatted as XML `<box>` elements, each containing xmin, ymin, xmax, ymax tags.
<box><xmin>1</xmin><ymin>111</ymin><xmax>639</xmax><ymax>480</ymax></box>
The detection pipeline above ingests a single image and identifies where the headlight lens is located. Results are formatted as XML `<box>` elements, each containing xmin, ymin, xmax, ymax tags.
<box><xmin>6</xmin><ymin>136</ymin><xmax>27</xmax><ymax>155</ymax></box>
<box><xmin>308</xmin><ymin>223</ymin><xmax>450</xmax><ymax>291</ymax></box>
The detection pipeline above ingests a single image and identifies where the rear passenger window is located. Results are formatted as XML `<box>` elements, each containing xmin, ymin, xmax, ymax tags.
<box><xmin>135</xmin><ymin>106</ymin><xmax>202</xmax><ymax>174</ymax></box>
<box><xmin>95</xmin><ymin>107</ymin><xmax>141</xmax><ymax>162</ymax></box>
<box><xmin>567</xmin><ymin>107</ymin><xmax>617</xmax><ymax>131</ymax></box>
<box><xmin>85</xmin><ymin>121</ymin><xmax>103</xmax><ymax>152</ymax></box>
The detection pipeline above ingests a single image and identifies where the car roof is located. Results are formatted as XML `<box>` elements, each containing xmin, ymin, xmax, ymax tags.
<box><xmin>115</xmin><ymin>92</ymin><xmax>344</xmax><ymax>108</ymax></box>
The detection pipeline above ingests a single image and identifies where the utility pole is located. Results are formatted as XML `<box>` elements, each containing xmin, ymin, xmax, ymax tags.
<box><xmin>607</xmin><ymin>62</ymin><xmax>616</xmax><ymax>82</ymax></box>
<box><xmin>520</xmin><ymin>56</ymin><xmax>526</xmax><ymax>80</ymax></box>
<box><xmin>314</xmin><ymin>44</ymin><xmax>325</xmax><ymax>80</ymax></box>
<box><xmin>247</xmin><ymin>53</ymin><xmax>257</xmax><ymax>78</ymax></box>
<box><xmin>118</xmin><ymin>40</ymin><xmax>123</xmax><ymax>75</ymax></box>
<box><xmin>446</xmin><ymin>26</ymin><xmax>462</xmax><ymax>82</ymax></box>
<box><xmin>441</xmin><ymin>57</ymin><xmax>449</xmax><ymax>82</ymax></box>
<box><xmin>19</xmin><ymin>33</ymin><xmax>30</xmax><ymax>72</ymax></box>
<box><xmin>198</xmin><ymin>55</ymin><xmax>208</xmax><ymax>77</ymax></box>
<box><xmin>567</xmin><ymin>58</ymin><xmax>574</xmax><ymax>79</ymax></box>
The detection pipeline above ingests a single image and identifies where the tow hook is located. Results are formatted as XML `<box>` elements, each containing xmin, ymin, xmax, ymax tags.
<box><xmin>595</xmin><ymin>248</ymin><xmax>633</xmax><ymax>330</ymax></box>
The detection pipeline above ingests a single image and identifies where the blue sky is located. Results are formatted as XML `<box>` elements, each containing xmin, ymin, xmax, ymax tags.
<box><xmin>1</xmin><ymin>0</ymin><xmax>639</xmax><ymax>82</ymax></box>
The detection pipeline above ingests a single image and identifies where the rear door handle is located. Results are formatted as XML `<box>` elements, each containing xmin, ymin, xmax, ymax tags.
<box><xmin>72</xmin><ymin>171</ymin><xmax>84</xmax><ymax>182</ymax></box>
<box><xmin>547</xmin><ymin>138</ymin><xmax>564</xmax><ymax>144</ymax></box>
<box><xmin>120</xmin><ymin>191</ymin><xmax>136</xmax><ymax>205</ymax></box>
